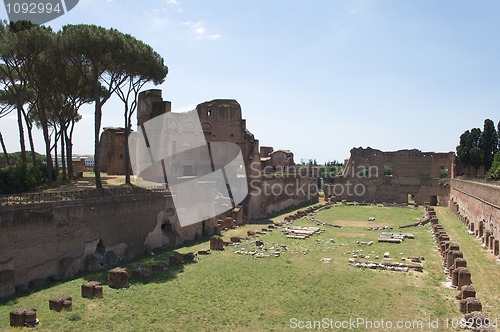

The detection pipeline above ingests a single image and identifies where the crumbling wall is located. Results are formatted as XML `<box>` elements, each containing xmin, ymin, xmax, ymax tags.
<box><xmin>0</xmin><ymin>194</ymin><xmax>215</xmax><ymax>298</ymax></box>
<box><xmin>449</xmin><ymin>179</ymin><xmax>500</xmax><ymax>257</ymax></box>
<box><xmin>135</xmin><ymin>89</ymin><xmax>313</xmax><ymax>220</ymax></box>
<box><xmin>99</xmin><ymin>127</ymin><xmax>130</xmax><ymax>175</ymax></box>
<box><xmin>256</xmin><ymin>175</ymin><xmax>319</xmax><ymax>217</ymax></box>
<box><xmin>324</xmin><ymin>147</ymin><xmax>453</xmax><ymax>206</ymax></box>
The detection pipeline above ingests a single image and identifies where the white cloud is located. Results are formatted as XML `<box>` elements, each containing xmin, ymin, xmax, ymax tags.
<box><xmin>184</xmin><ymin>21</ymin><xmax>222</xmax><ymax>40</ymax></box>
<box><xmin>195</xmin><ymin>26</ymin><xmax>206</xmax><ymax>37</ymax></box>
<box><xmin>165</xmin><ymin>0</ymin><xmax>183</xmax><ymax>13</ymax></box>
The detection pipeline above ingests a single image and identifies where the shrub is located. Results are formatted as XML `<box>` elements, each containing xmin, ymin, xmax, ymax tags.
<box><xmin>0</xmin><ymin>162</ymin><xmax>54</xmax><ymax>194</ymax></box>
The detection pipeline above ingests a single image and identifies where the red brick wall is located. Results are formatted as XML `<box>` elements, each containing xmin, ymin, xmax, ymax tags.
<box><xmin>450</xmin><ymin>179</ymin><xmax>500</xmax><ymax>255</ymax></box>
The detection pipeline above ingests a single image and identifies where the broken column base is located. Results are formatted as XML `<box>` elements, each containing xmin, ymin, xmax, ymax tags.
<box><xmin>108</xmin><ymin>267</ymin><xmax>129</xmax><ymax>289</ymax></box>
<box><xmin>10</xmin><ymin>307</ymin><xmax>38</xmax><ymax>327</ymax></box>
<box><xmin>81</xmin><ymin>281</ymin><xmax>103</xmax><ymax>298</ymax></box>
<box><xmin>49</xmin><ymin>295</ymin><xmax>73</xmax><ymax>312</ymax></box>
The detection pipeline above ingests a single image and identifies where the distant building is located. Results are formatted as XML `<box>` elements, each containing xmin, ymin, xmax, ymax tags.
<box><xmin>99</xmin><ymin>127</ymin><xmax>131</xmax><ymax>175</ymax></box>
<box><xmin>260</xmin><ymin>146</ymin><xmax>295</xmax><ymax>171</ymax></box>
<box><xmin>83</xmin><ymin>157</ymin><xmax>95</xmax><ymax>168</ymax></box>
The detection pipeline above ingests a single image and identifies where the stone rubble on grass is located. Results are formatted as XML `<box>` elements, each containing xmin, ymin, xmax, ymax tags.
<box><xmin>348</xmin><ymin>258</ymin><xmax>423</xmax><ymax>272</ymax></box>
<box><xmin>378</xmin><ymin>232</ymin><xmax>415</xmax><ymax>243</ymax></box>
<box><xmin>367</xmin><ymin>226</ymin><xmax>393</xmax><ymax>231</ymax></box>
<box><xmin>356</xmin><ymin>240</ymin><xmax>374</xmax><ymax>246</ymax></box>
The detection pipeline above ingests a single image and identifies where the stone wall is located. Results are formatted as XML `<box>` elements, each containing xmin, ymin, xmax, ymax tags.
<box><xmin>0</xmin><ymin>194</ymin><xmax>217</xmax><ymax>298</ymax></box>
<box><xmin>99</xmin><ymin>127</ymin><xmax>129</xmax><ymax>175</ymax></box>
<box><xmin>255</xmin><ymin>174</ymin><xmax>319</xmax><ymax>217</ymax></box>
<box><xmin>449</xmin><ymin>179</ymin><xmax>500</xmax><ymax>257</ymax></box>
<box><xmin>324</xmin><ymin>147</ymin><xmax>453</xmax><ymax>206</ymax></box>
<box><xmin>134</xmin><ymin>89</ymin><xmax>315</xmax><ymax>220</ymax></box>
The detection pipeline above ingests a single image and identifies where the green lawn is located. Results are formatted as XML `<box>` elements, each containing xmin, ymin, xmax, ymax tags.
<box><xmin>0</xmin><ymin>204</ymin><xmax>498</xmax><ymax>331</ymax></box>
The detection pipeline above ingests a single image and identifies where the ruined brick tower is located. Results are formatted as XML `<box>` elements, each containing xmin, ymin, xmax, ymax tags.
<box><xmin>137</xmin><ymin>89</ymin><xmax>171</xmax><ymax>126</ymax></box>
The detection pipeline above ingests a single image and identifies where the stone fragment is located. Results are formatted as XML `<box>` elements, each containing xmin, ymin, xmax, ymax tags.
<box><xmin>131</xmin><ymin>269</ymin><xmax>150</xmax><ymax>280</ymax></box>
<box><xmin>210</xmin><ymin>235</ymin><xmax>224</xmax><ymax>250</ymax></box>
<box><xmin>10</xmin><ymin>307</ymin><xmax>37</xmax><ymax>327</ymax></box>
<box><xmin>151</xmin><ymin>262</ymin><xmax>168</xmax><ymax>272</ymax></box>
<box><xmin>108</xmin><ymin>267</ymin><xmax>129</xmax><ymax>289</ymax></box>
<box><xmin>49</xmin><ymin>295</ymin><xmax>72</xmax><ymax>312</ymax></box>
<box><xmin>81</xmin><ymin>281</ymin><xmax>103</xmax><ymax>298</ymax></box>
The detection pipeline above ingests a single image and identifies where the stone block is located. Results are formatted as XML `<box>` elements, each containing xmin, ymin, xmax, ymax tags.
<box><xmin>81</xmin><ymin>281</ymin><xmax>103</xmax><ymax>298</ymax></box>
<box><xmin>49</xmin><ymin>295</ymin><xmax>72</xmax><ymax>312</ymax></box>
<box><xmin>230</xmin><ymin>236</ymin><xmax>241</xmax><ymax>243</ymax></box>
<box><xmin>452</xmin><ymin>267</ymin><xmax>467</xmax><ymax>287</ymax></box>
<box><xmin>465</xmin><ymin>297</ymin><xmax>482</xmax><ymax>313</ymax></box>
<box><xmin>210</xmin><ymin>235</ymin><xmax>224</xmax><ymax>250</ymax></box>
<box><xmin>168</xmin><ymin>255</ymin><xmax>183</xmax><ymax>266</ymax></box>
<box><xmin>108</xmin><ymin>268</ymin><xmax>129</xmax><ymax>289</ymax></box>
<box><xmin>151</xmin><ymin>262</ymin><xmax>168</xmax><ymax>272</ymax></box>
<box><xmin>446</xmin><ymin>250</ymin><xmax>463</xmax><ymax>268</ymax></box>
<box><xmin>462</xmin><ymin>311</ymin><xmax>490</xmax><ymax>329</ymax></box>
<box><xmin>131</xmin><ymin>269</ymin><xmax>150</xmax><ymax>280</ymax></box>
<box><xmin>458</xmin><ymin>268</ymin><xmax>472</xmax><ymax>288</ymax></box>
<box><xmin>10</xmin><ymin>307</ymin><xmax>37</xmax><ymax>327</ymax></box>
<box><xmin>197</xmin><ymin>249</ymin><xmax>211</xmax><ymax>255</ymax></box>
<box><xmin>183</xmin><ymin>252</ymin><xmax>198</xmax><ymax>262</ymax></box>
<box><xmin>460</xmin><ymin>285</ymin><xmax>476</xmax><ymax>300</ymax></box>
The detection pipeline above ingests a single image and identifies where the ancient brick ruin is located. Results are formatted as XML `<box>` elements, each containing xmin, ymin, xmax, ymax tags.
<box><xmin>0</xmin><ymin>89</ymin><xmax>318</xmax><ymax>299</ymax></box>
<box><xmin>132</xmin><ymin>89</ymin><xmax>318</xmax><ymax>219</ymax></box>
<box><xmin>449</xmin><ymin>179</ymin><xmax>500</xmax><ymax>258</ymax></box>
<box><xmin>99</xmin><ymin>127</ymin><xmax>129</xmax><ymax>175</ymax></box>
<box><xmin>324</xmin><ymin>147</ymin><xmax>453</xmax><ymax>206</ymax></box>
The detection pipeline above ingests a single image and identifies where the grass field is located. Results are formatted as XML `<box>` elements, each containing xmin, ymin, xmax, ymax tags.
<box><xmin>0</xmin><ymin>204</ymin><xmax>498</xmax><ymax>331</ymax></box>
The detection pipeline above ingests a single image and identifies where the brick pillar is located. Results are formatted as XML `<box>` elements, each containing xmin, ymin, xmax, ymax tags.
<box><xmin>440</xmin><ymin>241</ymin><xmax>450</xmax><ymax>255</ymax></box>
<box><xmin>446</xmin><ymin>249</ymin><xmax>462</xmax><ymax>268</ymax></box>
<box><xmin>495</xmin><ymin>240</ymin><xmax>499</xmax><ymax>256</ymax></box>
<box><xmin>465</xmin><ymin>298</ymin><xmax>482</xmax><ymax>313</ymax></box>
<box><xmin>449</xmin><ymin>258</ymin><xmax>467</xmax><ymax>278</ymax></box>
<box><xmin>452</xmin><ymin>267</ymin><xmax>462</xmax><ymax>287</ymax></box>
<box><xmin>460</xmin><ymin>285</ymin><xmax>476</xmax><ymax>300</ymax></box>
<box><xmin>483</xmin><ymin>230</ymin><xmax>491</xmax><ymax>247</ymax></box>
<box><xmin>458</xmin><ymin>268</ymin><xmax>472</xmax><ymax>288</ymax></box>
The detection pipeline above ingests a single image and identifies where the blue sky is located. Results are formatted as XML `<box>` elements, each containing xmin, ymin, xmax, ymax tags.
<box><xmin>1</xmin><ymin>0</ymin><xmax>499</xmax><ymax>163</ymax></box>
